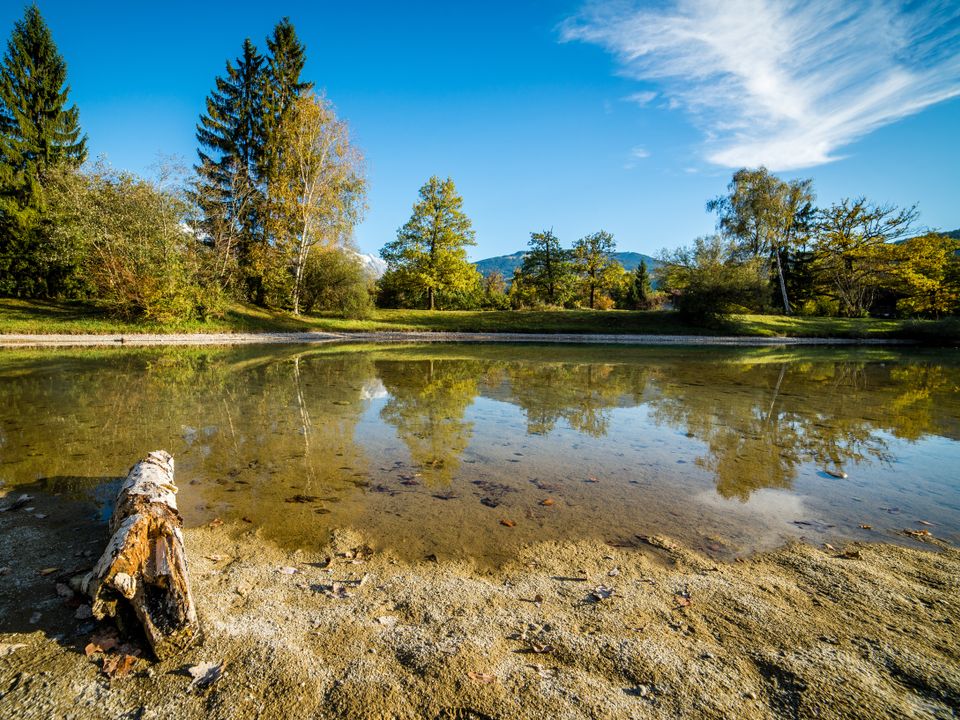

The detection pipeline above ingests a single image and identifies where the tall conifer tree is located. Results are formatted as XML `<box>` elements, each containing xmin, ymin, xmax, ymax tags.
<box><xmin>261</xmin><ymin>18</ymin><xmax>311</xmax><ymax>178</ymax></box>
<box><xmin>195</xmin><ymin>38</ymin><xmax>266</xmax><ymax>300</ymax></box>
<box><xmin>0</xmin><ymin>3</ymin><xmax>86</xmax><ymax>296</ymax></box>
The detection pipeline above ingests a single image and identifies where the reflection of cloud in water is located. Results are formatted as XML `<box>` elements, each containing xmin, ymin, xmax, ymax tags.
<box><xmin>694</xmin><ymin>488</ymin><xmax>810</xmax><ymax>548</ymax></box>
<box><xmin>360</xmin><ymin>379</ymin><xmax>388</xmax><ymax>401</ymax></box>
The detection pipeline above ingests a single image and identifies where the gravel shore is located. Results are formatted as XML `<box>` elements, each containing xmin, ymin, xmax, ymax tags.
<box><xmin>1</xmin><ymin>496</ymin><xmax>956</xmax><ymax>720</ymax></box>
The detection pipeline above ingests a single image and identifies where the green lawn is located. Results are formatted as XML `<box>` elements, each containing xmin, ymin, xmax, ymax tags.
<box><xmin>0</xmin><ymin>298</ymin><xmax>956</xmax><ymax>342</ymax></box>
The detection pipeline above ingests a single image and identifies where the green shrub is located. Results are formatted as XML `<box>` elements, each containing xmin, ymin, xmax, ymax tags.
<box><xmin>300</xmin><ymin>248</ymin><xmax>373</xmax><ymax>318</ymax></box>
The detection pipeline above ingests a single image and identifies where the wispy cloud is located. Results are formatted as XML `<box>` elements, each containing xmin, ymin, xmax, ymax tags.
<box><xmin>562</xmin><ymin>0</ymin><xmax>960</xmax><ymax>170</ymax></box>
<box><xmin>623</xmin><ymin>90</ymin><xmax>657</xmax><ymax>106</ymax></box>
<box><xmin>624</xmin><ymin>144</ymin><xmax>651</xmax><ymax>169</ymax></box>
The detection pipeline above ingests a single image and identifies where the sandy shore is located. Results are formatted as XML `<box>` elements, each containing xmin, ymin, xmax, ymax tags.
<box><xmin>0</xmin><ymin>331</ymin><xmax>909</xmax><ymax>347</ymax></box>
<box><xmin>1</xmin><ymin>492</ymin><xmax>957</xmax><ymax>720</ymax></box>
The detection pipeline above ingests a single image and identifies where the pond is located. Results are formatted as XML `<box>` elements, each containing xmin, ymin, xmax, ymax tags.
<box><xmin>1</xmin><ymin>343</ymin><xmax>958</xmax><ymax>564</ymax></box>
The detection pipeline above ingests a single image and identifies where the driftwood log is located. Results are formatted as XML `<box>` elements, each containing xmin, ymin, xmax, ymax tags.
<box><xmin>80</xmin><ymin>451</ymin><xmax>198</xmax><ymax>659</ymax></box>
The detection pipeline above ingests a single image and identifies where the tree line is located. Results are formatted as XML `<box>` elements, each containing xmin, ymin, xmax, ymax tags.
<box><xmin>377</xmin><ymin>176</ymin><xmax>657</xmax><ymax>311</ymax></box>
<box><xmin>659</xmin><ymin>168</ymin><xmax>959</xmax><ymax>318</ymax></box>
<box><xmin>1</xmin><ymin>5</ymin><xmax>956</xmax><ymax>322</ymax></box>
<box><xmin>0</xmin><ymin>6</ymin><xmax>368</xmax><ymax>321</ymax></box>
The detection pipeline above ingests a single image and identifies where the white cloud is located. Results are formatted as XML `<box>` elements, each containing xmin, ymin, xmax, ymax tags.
<box><xmin>562</xmin><ymin>0</ymin><xmax>960</xmax><ymax>170</ymax></box>
<box><xmin>623</xmin><ymin>90</ymin><xmax>657</xmax><ymax>105</ymax></box>
<box><xmin>624</xmin><ymin>145</ymin><xmax>651</xmax><ymax>169</ymax></box>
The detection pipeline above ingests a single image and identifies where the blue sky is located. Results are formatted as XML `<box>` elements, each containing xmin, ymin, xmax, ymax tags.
<box><xmin>4</xmin><ymin>1</ymin><xmax>959</xmax><ymax>259</ymax></box>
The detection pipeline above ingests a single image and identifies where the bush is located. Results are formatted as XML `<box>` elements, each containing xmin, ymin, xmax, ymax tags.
<box><xmin>300</xmin><ymin>248</ymin><xmax>373</xmax><ymax>318</ymax></box>
<box><xmin>797</xmin><ymin>296</ymin><xmax>840</xmax><ymax>317</ymax></box>
<box><xmin>46</xmin><ymin>164</ymin><xmax>224</xmax><ymax>322</ymax></box>
<box><xmin>656</xmin><ymin>235</ymin><xmax>769</xmax><ymax>318</ymax></box>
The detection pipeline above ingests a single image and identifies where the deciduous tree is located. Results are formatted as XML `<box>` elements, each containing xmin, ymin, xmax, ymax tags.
<box><xmin>267</xmin><ymin>93</ymin><xmax>365</xmax><ymax>315</ymax></box>
<box><xmin>708</xmin><ymin>167</ymin><xmax>814</xmax><ymax>314</ymax></box>
<box><xmin>890</xmin><ymin>233</ymin><xmax>960</xmax><ymax>317</ymax></box>
<box><xmin>813</xmin><ymin>198</ymin><xmax>917</xmax><ymax>316</ymax></box>
<box><xmin>380</xmin><ymin>176</ymin><xmax>480</xmax><ymax>310</ymax></box>
<box><xmin>572</xmin><ymin>230</ymin><xmax>618</xmax><ymax>309</ymax></box>
<box><xmin>521</xmin><ymin>229</ymin><xmax>573</xmax><ymax>306</ymax></box>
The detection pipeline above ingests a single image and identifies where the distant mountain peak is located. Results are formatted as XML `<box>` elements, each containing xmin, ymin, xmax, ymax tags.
<box><xmin>348</xmin><ymin>250</ymin><xmax>387</xmax><ymax>279</ymax></box>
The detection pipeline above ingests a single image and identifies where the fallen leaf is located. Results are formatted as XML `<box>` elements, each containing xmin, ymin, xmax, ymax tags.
<box><xmin>84</xmin><ymin>630</ymin><xmax>120</xmax><ymax>656</ymax></box>
<box><xmin>500</xmin><ymin>519</ymin><xmax>516</xmax><ymax>527</ymax></box>
<box><xmin>674</xmin><ymin>595</ymin><xmax>692</xmax><ymax>608</ymax></box>
<box><xmin>208</xmin><ymin>518</ymin><xmax>223</xmax><ymax>528</ymax></box>
<box><xmin>467</xmin><ymin>671</ymin><xmax>496</xmax><ymax>684</ymax></box>
<box><xmin>102</xmin><ymin>653</ymin><xmax>137</xmax><ymax>679</ymax></box>
<box><xmin>904</xmin><ymin>529</ymin><xmax>932</xmax><ymax>539</ymax></box>
<box><xmin>586</xmin><ymin>476</ymin><xmax>599</xmax><ymax>483</ymax></box>
<box><xmin>0</xmin><ymin>643</ymin><xmax>27</xmax><ymax>657</ymax></box>
<box><xmin>187</xmin><ymin>661</ymin><xmax>224</xmax><ymax>691</ymax></box>
<box><xmin>38</xmin><ymin>567</ymin><xmax>59</xmax><ymax>576</ymax></box>
<box><xmin>859</xmin><ymin>524</ymin><xmax>872</xmax><ymax>530</ymax></box>
<box><xmin>539</xmin><ymin>498</ymin><xmax>555</xmax><ymax>507</ymax></box>
<box><xmin>918</xmin><ymin>520</ymin><xmax>934</xmax><ymax>527</ymax></box>
<box><xmin>823</xmin><ymin>543</ymin><xmax>836</xmax><ymax>552</ymax></box>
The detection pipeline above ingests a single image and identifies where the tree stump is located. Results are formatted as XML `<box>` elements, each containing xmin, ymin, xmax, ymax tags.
<box><xmin>81</xmin><ymin>451</ymin><xmax>199</xmax><ymax>659</ymax></box>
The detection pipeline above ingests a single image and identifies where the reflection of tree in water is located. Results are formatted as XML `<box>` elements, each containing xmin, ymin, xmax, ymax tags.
<box><xmin>0</xmin><ymin>348</ymin><xmax>376</xmax><ymax>517</ymax></box>
<box><xmin>377</xmin><ymin>359</ymin><xmax>479</xmax><ymax>486</ymax></box>
<box><xmin>504</xmin><ymin>363</ymin><xmax>652</xmax><ymax>437</ymax></box>
<box><xmin>647</xmin><ymin>359</ymin><xmax>960</xmax><ymax>501</ymax></box>
<box><xmin>2</xmin><ymin>346</ymin><xmax>958</xmax><ymax>506</ymax></box>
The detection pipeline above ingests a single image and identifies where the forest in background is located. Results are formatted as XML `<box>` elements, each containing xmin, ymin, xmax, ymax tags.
<box><xmin>1</xmin><ymin>5</ymin><xmax>957</xmax><ymax>324</ymax></box>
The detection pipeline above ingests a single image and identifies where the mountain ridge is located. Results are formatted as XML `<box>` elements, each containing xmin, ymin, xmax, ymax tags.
<box><xmin>473</xmin><ymin>250</ymin><xmax>659</xmax><ymax>278</ymax></box>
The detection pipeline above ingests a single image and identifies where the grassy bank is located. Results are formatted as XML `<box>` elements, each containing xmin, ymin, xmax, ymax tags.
<box><xmin>0</xmin><ymin>298</ymin><xmax>957</xmax><ymax>342</ymax></box>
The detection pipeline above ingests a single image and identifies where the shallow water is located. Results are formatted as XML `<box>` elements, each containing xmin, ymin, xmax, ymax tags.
<box><xmin>1</xmin><ymin>343</ymin><xmax>958</xmax><ymax>563</ymax></box>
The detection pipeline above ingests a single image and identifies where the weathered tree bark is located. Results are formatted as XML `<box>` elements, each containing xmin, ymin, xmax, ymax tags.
<box><xmin>80</xmin><ymin>451</ymin><xmax>198</xmax><ymax>659</ymax></box>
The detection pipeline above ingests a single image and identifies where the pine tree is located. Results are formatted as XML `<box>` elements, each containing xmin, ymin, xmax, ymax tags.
<box><xmin>195</xmin><ymin>38</ymin><xmax>267</xmax><ymax>301</ymax></box>
<box><xmin>0</xmin><ymin>5</ymin><xmax>86</xmax><ymax>179</ymax></box>
<box><xmin>261</xmin><ymin>17</ymin><xmax>311</xmax><ymax>178</ymax></box>
<box><xmin>380</xmin><ymin>176</ymin><xmax>480</xmax><ymax>310</ymax></box>
<box><xmin>627</xmin><ymin>260</ymin><xmax>652</xmax><ymax>309</ymax></box>
<box><xmin>0</xmin><ymin>4</ymin><xmax>86</xmax><ymax>296</ymax></box>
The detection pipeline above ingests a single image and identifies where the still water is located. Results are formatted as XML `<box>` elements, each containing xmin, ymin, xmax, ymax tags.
<box><xmin>1</xmin><ymin>343</ymin><xmax>958</xmax><ymax>564</ymax></box>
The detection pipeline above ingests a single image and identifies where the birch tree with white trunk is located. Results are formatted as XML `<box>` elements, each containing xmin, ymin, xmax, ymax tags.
<box><xmin>267</xmin><ymin>92</ymin><xmax>365</xmax><ymax>314</ymax></box>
